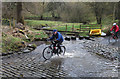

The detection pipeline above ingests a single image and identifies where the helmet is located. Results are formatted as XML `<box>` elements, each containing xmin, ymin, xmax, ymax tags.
<box><xmin>113</xmin><ymin>23</ymin><xmax>116</xmax><ymax>26</ymax></box>
<box><xmin>53</xmin><ymin>29</ymin><xmax>57</xmax><ymax>33</ymax></box>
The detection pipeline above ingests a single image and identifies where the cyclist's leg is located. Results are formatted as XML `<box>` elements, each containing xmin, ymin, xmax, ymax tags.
<box><xmin>53</xmin><ymin>42</ymin><xmax>57</xmax><ymax>53</ymax></box>
<box><xmin>115</xmin><ymin>32</ymin><xmax>118</xmax><ymax>39</ymax></box>
<box><xmin>57</xmin><ymin>41</ymin><xmax>63</xmax><ymax>52</ymax></box>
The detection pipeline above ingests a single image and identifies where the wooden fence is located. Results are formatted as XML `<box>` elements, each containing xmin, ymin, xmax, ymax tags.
<box><xmin>65</xmin><ymin>24</ymin><xmax>102</xmax><ymax>33</ymax></box>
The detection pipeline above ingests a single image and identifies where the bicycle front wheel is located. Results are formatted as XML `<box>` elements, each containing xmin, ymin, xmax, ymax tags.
<box><xmin>42</xmin><ymin>47</ymin><xmax>53</xmax><ymax>60</ymax></box>
<box><xmin>108</xmin><ymin>36</ymin><xmax>115</xmax><ymax>43</ymax></box>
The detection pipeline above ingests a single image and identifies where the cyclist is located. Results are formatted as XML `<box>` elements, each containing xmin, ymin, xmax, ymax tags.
<box><xmin>47</xmin><ymin>29</ymin><xmax>64</xmax><ymax>53</ymax></box>
<box><xmin>110</xmin><ymin>23</ymin><xmax>119</xmax><ymax>39</ymax></box>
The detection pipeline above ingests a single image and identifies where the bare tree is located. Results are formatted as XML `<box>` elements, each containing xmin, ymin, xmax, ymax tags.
<box><xmin>17</xmin><ymin>2</ymin><xmax>24</xmax><ymax>24</ymax></box>
<box><xmin>90</xmin><ymin>2</ymin><xmax>105</xmax><ymax>24</ymax></box>
<box><xmin>2</xmin><ymin>2</ymin><xmax>17</xmax><ymax>19</ymax></box>
<box><xmin>46</xmin><ymin>2</ymin><xmax>63</xmax><ymax>18</ymax></box>
<box><xmin>118</xmin><ymin>1</ymin><xmax>120</xmax><ymax>26</ymax></box>
<box><xmin>59</xmin><ymin>3</ymin><xmax>92</xmax><ymax>23</ymax></box>
<box><xmin>23</xmin><ymin>2</ymin><xmax>47</xmax><ymax>20</ymax></box>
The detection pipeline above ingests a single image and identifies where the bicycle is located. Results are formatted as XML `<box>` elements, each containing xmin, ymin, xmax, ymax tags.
<box><xmin>42</xmin><ymin>41</ymin><xmax>66</xmax><ymax>60</ymax></box>
<box><xmin>108</xmin><ymin>31</ymin><xmax>118</xmax><ymax>43</ymax></box>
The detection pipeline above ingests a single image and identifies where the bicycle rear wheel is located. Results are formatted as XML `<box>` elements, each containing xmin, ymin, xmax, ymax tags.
<box><xmin>42</xmin><ymin>47</ymin><xmax>53</xmax><ymax>60</ymax></box>
<box><xmin>59</xmin><ymin>46</ymin><xmax>66</xmax><ymax>56</ymax></box>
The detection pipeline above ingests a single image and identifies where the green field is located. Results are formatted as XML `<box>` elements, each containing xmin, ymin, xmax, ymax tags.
<box><xmin>25</xmin><ymin>20</ymin><xmax>102</xmax><ymax>36</ymax></box>
<box><xmin>25</xmin><ymin>20</ymin><xmax>101</xmax><ymax>30</ymax></box>
<box><xmin>25</xmin><ymin>20</ymin><xmax>63</xmax><ymax>27</ymax></box>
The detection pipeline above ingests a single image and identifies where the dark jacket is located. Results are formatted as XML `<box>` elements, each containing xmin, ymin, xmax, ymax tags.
<box><xmin>50</xmin><ymin>32</ymin><xmax>64</xmax><ymax>42</ymax></box>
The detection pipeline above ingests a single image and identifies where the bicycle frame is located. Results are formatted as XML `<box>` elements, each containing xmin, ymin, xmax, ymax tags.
<box><xmin>108</xmin><ymin>31</ymin><xmax>118</xmax><ymax>43</ymax></box>
<box><xmin>49</xmin><ymin>41</ymin><xmax>59</xmax><ymax>53</ymax></box>
<box><xmin>111</xmin><ymin>31</ymin><xmax>117</xmax><ymax>39</ymax></box>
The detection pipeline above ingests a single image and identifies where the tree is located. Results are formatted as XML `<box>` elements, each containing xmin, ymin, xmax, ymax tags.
<box><xmin>17</xmin><ymin>2</ymin><xmax>24</xmax><ymax>24</ymax></box>
<box><xmin>118</xmin><ymin>1</ymin><xmax>120</xmax><ymax>26</ymax></box>
<box><xmin>2</xmin><ymin>2</ymin><xmax>17</xmax><ymax>19</ymax></box>
<box><xmin>23</xmin><ymin>2</ymin><xmax>47</xmax><ymax>20</ymax></box>
<box><xmin>89</xmin><ymin>2</ymin><xmax>105</xmax><ymax>24</ymax></box>
<box><xmin>59</xmin><ymin>2</ymin><xmax>92</xmax><ymax>23</ymax></box>
<box><xmin>46</xmin><ymin>2</ymin><xmax>63</xmax><ymax>18</ymax></box>
<box><xmin>37</xmin><ymin>2</ymin><xmax>48</xmax><ymax>20</ymax></box>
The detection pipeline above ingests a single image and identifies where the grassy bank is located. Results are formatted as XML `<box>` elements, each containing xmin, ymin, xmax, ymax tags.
<box><xmin>2</xmin><ymin>34</ymin><xmax>24</xmax><ymax>53</ymax></box>
<box><xmin>25</xmin><ymin>20</ymin><xmax>63</xmax><ymax>27</ymax></box>
<box><xmin>2</xmin><ymin>26</ymin><xmax>48</xmax><ymax>54</ymax></box>
<box><xmin>30</xmin><ymin>29</ymin><xmax>48</xmax><ymax>38</ymax></box>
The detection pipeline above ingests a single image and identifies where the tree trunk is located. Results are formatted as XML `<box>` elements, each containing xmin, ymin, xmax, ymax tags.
<box><xmin>17</xmin><ymin>2</ymin><xmax>24</xmax><ymax>24</ymax></box>
<box><xmin>96</xmin><ymin>16</ymin><xmax>102</xmax><ymax>24</ymax></box>
<box><xmin>98</xmin><ymin>17</ymin><xmax>101</xmax><ymax>24</ymax></box>
<box><xmin>94</xmin><ymin>3</ymin><xmax>103</xmax><ymax>24</ymax></box>
<box><xmin>52</xmin><ymin>11</ymin><xmax>55</xmax><ymax>18</ymax></box>
<box><xmin>95</xmin><ymin>10</ymin><xmax>102</xmax><ymax>24</ymax></box>
<box><xmin>40</xmin><ymin>15</ymin><xmax>43</xmax><ymax>20</ymax></box>
<box><xmin>118</xmin><ymin>2</ymin><xmax>120</xmax><ymax>26</ymax></box>
<box><xmin>113</xmin><ymin>3</ymin><xmax>116</xmax><ymax>22</ymax></box>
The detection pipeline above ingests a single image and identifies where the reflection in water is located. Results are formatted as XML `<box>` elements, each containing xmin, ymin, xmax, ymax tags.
<box><xmin>42</xmin><ymin>57</ymin><xmax>66</xmax><ymax>77</ymax></box>
<box><xmin>71</xmin><ymin>40</ymin><xmax>77</xmax><ymax>44</ymax></box>
<box><xmin>111</xmin><ymin>42</ymin><xmax>117</xmax><ymax>45</ymax></box>
<box><xmin>50</xmin><ymin>58</ymin><xmax>63</xmax><ymax>70</ymax></box>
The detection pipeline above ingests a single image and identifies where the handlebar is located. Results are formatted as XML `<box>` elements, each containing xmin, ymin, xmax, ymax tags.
<box><xmin>47</xmin><ymin>39</ymin><xmax>57</xmax><ymax>44</ymax></box>
<box><xmin>110</xmin><ymin>31</ymin><xmax>115</xmax><ymax>34</ymax></box>
<box><xmin>51</xmin><ymin>40</ymin><xmax>57</xmax><ymax>44</ymax></box>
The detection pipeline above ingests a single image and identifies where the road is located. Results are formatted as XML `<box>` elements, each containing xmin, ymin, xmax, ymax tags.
<box><xmin>1</xmin><ymin>38</ymin><xmax>119</xmax><ymax>78</ymax></box>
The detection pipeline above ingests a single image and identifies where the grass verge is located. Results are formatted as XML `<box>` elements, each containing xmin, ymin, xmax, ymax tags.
<box><xmin>2</xmin><ymin>26</ymin><xmax>48</xmax><ymax>54</ymax></box>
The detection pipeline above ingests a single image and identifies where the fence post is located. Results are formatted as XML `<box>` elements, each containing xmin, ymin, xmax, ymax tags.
<box><xmin>72</xmin><ymin>25</ymin><xmax>74</xmax><ymax>32</ymax></box>
<box><xmin>79</xmin><ymin>25</ymin><xmax>81</xmax><ymax>33</ymax></box>
<box><xmin>66</xmin><ymin>24</ymin><xmax>67</xmax><ymax>32</ymax></box>
<box><xmin>89</xmin><ymin>25</ymin><xmax>91</xmax><ymax>31</ymax></box>
<box><xmin>100</xmin><ymin>24</ymin><xmax>102</xmax><ymax>29</ymax></box>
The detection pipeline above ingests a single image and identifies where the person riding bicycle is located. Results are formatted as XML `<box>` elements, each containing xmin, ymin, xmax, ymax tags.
<box><xmin>47</xmin><ymin>29</ymin><xmax>64</xmax><ymax>53</ymax></box>
<box><xmin>110</xmin><ymin>23</ymin><xmax>119</xmax><ymax>39</ymax></box>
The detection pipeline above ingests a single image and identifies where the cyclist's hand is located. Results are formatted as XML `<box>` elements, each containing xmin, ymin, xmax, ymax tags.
<box><xmin>54</xmin><ymin>40</ymin><xmax>58</xmax><ymax>42</ymax></box>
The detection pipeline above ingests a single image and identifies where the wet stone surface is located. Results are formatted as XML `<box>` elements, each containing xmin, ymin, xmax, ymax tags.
<box><xmin>1</xmin><ymin>38</ymin><xmax>119</xmax><ymax>77</ymax></box>
<box><xmin>83</xmin><ymin>38</ymin><xmax>118</xmax><ymax>60</ymax></box>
